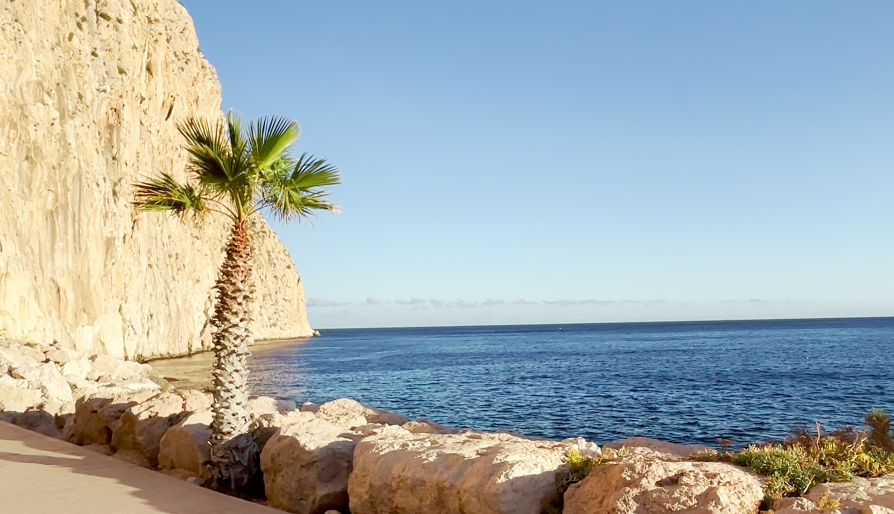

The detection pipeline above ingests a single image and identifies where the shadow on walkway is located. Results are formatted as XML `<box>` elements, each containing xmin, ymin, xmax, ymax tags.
<box><xmin>0</xmin><ymin>421</ymin><xmax>277</xmax><ymax>514</ymax></box>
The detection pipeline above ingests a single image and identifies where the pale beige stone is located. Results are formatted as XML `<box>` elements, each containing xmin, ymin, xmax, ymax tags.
<box><xmin>261</xmin><ymin>416</ymin><xmax>362</xmax><ymax>514</ymax></box>
<box><xmin>401</xmin><ymin>419</ymin><xmax>458</xmax><ymax>434</ymax></box>
<box><xmin>0</xmin><ymin>0</ymin><xmax>313</xmax><ymax>360</ymax></box>
<box><xmin>158</xmin><ymin>410</ymin><xmax>212</xmax><ymax>477</ymax></box>
<box><xmin>0</xmin><ymin>375</ymin><xmax>43</xmax><ymax>412</ymax></box>
<box><xmin>563</xmin><ymin>450</ymin><xmax>764</xmax><ymax>514</ymax></box>
<box><xmin>248</xmin><ymin>395</ymin><xmax>298</xmax><ymax>418</ymax></box>
<box><xmin>315</xmin><ymin>398</ymin><xmax>409</xmax><ymax>429</ymax></box>
<box><xmin>348</xmin><ymin>431</ymin><xmax>570</xmax><ymax>514</ymax></box>
<box><xmin>603</xmin><ymin>436</ymin><xmax>707</xmax><ymax>460</ymax></box>
<box><xmin>63</xmin><ymin>390</ymin><xmax>156</xmax><ymax>445</ymax></box>
<box><xmin>46</xmin><ymin>348</ymin><xmax>79</xmax><ymax>364</ymax></box>
<box><xmin>61</xmin><ymin>357</ymin><xmax>92</xmax><ymax>380</ymax></box>
<box><xmin>806</xmin><ymin>476</ymin><xmax>894</xmax><ymax>514</ymax></box>
<box><xmin>111</xmin><ymin>392</ymin><xmax>189</xmax><ymax>467</ymax></box>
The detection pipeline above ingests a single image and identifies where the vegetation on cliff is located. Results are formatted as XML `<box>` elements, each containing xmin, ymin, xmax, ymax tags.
<box><xmin>132</xmin><ymin>112</ymin><xmax>340</xmax><ymax>490</ymax></box>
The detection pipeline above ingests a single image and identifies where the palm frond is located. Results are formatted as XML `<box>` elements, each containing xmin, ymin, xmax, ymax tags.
<box><xmin>132</xmin><ymin>173</ymin><xmax>207</xmax><ymax>217</ymax></box>
<box><xmin>260</xmin><ymin>154</ymin><xmax>341</xmax><ymax>222</ymax></box>
<box><xmin>178</xmin><ymin>118</ymin><xmax>233</xmax><ymax>186</ymax></box>
<box><xmin>287</xmin><ymin>153</ymin><xmax>342</xmax><ymax>189</ymax></box>
<box><xmin>226</xmin><ymin>110</ymin><xmax>244</xmax><ymax>154</ymax></box>
<box><xmin>246</xmin><ymin>116</ymin><xmax>300</xmax><ymax>170</ymax></box>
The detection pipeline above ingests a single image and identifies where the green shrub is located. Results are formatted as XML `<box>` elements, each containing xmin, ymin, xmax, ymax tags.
<box><xmin>697</xmin><ymin>411</ymin><xmax>894</xmax><ymax>502</ymax></box>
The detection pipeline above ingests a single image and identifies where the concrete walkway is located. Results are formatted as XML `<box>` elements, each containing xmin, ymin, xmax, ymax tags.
<box><xmin>0</xmin><ymin>421</ymin><xmax>280</xmax><ymax>514</ymax></box>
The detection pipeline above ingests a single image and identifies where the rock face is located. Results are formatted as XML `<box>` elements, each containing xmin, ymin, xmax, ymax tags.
<box><xmin>348</xmin><ymin>431</ymin><xmax>573</xmax><ymax>514</ymax></box>
<box><xmin>563</xmin><ymin>450</ymin><xmax>764</xmax><ymax>514</ymax></box>
<box><xmin>0</xmin><ymin>0</ymin><xmax>312</xmax><ymax>360</ymax></box>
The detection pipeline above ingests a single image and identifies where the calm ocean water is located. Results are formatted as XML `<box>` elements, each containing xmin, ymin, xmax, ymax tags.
<box><xmin>247</xmin><ymin>317</ymin><xmax>894</xmax><ymax>447</ymax></box>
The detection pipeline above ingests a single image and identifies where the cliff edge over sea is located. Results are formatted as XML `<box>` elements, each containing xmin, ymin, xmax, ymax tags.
<box><xmin>0</xmin><ymin>0</ymin><xmax>313</xmax><ymax>360</ymax></box>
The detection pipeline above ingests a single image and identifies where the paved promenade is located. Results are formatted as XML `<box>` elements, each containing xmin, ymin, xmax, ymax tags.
<box><xmin>0</xmin><ymin>421</ymin><xmax>279</xmax><ymax>514</ymax></box>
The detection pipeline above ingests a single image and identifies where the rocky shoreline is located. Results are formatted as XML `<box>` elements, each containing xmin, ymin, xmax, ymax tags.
<box><xmin>0</xmin><ymin>338</ymin><xmax>890</xmax><ymax>514</ymax></box>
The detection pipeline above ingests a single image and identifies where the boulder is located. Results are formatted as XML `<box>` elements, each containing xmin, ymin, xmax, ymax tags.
<box><xmin>37</xmin><ymin>364</ymin><xmax>74</xmax><ymax>403</ymax></box>
<box><xmin>88</xmin><ymin>354</ymin><xmax>150</xmax><ymax>382</ymax></box>
<box><xmin>563</xmin><ymin>450</ymin><xmax>764</xmax><ymax>514</ymax></box>
<box><xmin>315</xmin><ymin>398</ymin><xmax>409</xmax><ymax>429</ymax></box>
<box><xmin>402</xmin><ymin>419</ymin><xmax>459</xmax><ymax>435</ymax></box>
<box><xmin>804</xmin><ymin>476</ymin><xmax>894</xmax><ymax>514</ymax></box>
<box><xmin>16</xmin><ymin>410</ymin><xmax>62</xmax><ymax>439</ymax></box>
<box><xmin>348</xmin><ymin>431</ymin><xmax>572</xmax><ymax>514</ymax></box>
<box><xmin>11</xmin><ymin>365</ymin><xmax>41</xmax><ymax>384</ymax></box>
<box><xmin>158</xmin><ymin>411</ymin><xmax>213</xmax><ymax>477</ymax></box>
<box><xmin>248</xmin><ymin>395</ymin><xmax>298</xmax><ymax>418</ymax></box>
<box><xmin>64</xmin><ymin>390</ymin><xmax>157</xmax><ymax>445</ymax></box>
<box><xmin>300</xmin><ymin>401</ymin><xmax>320</xmax><ymax>413</ymax></box>
<box><xmin>0</xmin><ymin>374</ymin><xmax>42</xmax><ymax>412</ymax></box>
<box><xmin>111</xmin><ymin>391</ymin><xmax>208</xmax><ymax>468</ymax></box>
<box><xmin>0</xmin><ymin>344</ymin><xmax>44</xmax><ymax>367</ymax></box>
<box><xmin>60</xmin><ymin>358</ymin><xmax>92</xmax><ymax>380</ymax></box>
<box><xmin>261</xmin><ymin>415</ymin><xmax>362</xmax><ymax>514</ymax></box>
<box><xmin>603</xmin><ymin>437</ymin><xmax>706</xmax><ymax>460</ymax></box>
<box><xmin>45</xmin><ymin>348</ymin><xmax>80</xmax><ymax>365</ymax></box>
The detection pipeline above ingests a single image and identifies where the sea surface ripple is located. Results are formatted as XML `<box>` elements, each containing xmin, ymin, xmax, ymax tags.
<box><xmin>247</xmin><ymin>317</ymin><xmax>894</xmax><ymax>446</ymax></box>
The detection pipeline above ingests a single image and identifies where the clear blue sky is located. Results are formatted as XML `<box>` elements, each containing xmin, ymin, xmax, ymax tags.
<box><xmin>180</xmin><ymin>0</ymin><xmax>893</xmax><ymax>328</ymax></box>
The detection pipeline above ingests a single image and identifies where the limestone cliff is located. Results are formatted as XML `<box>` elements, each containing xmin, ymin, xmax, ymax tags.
<box><xmin>0</xmin><ymin>0</ymin><xmax>314</xmax><ymax>359</ymax></box>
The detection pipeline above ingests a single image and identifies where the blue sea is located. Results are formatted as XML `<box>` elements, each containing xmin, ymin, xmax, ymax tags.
<box><xmin>247</xmin><ymin>317</ymin><xmax>894</xmax><ymax>447</ymax></box>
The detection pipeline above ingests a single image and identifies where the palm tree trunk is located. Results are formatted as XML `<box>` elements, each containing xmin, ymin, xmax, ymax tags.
<box><xmin>208</xmin><ymin>218</ymin><xmax>259</xmax><ymax>490</ymax></box>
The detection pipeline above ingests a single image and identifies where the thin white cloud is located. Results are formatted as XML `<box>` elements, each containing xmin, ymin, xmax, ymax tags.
<box><xmin>395</xmin><ymin>298</ymin><xmax>427</xmax><ymax>305</ymax></box>
<box><xmin>307</xmin><ymin>298</ymin><xmax>351</xmax><ymax>307</ymax></box>
<box><xmin>543</xmin><ymin>299</ymin><xmax>616</xmax><ymax>307</ymax></box>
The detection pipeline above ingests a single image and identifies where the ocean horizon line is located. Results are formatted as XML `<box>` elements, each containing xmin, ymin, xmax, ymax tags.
<box><xmin>314</xmin><ymin>314</ymin><xmax>894</xmax><ymax>332</ymax></box>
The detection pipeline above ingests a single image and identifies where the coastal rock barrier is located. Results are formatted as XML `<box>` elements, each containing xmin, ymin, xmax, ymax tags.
<box><xmin>0</xmin><ymin>338</ymin><xmax>890</xmax><ymax>514</ymax></box>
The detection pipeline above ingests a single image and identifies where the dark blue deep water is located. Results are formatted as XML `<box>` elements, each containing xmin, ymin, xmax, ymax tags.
<box><xmin>247</xmin><ymin>317</ymin><xmax>894</xmax><ymax>447</ymax></box>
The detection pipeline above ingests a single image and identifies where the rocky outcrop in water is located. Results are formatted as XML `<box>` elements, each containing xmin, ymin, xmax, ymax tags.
<box><xmin>0</xmin><ymin>0</ymin><xmax>312</xmax><ymax>360</ymax></box>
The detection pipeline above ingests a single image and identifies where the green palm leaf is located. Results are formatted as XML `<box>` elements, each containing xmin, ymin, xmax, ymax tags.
<box><xmin>260</xmin><ymin>153</ymin><xmax>341</xmax><ymax>222</ymax></box>
<box><xmin>246</xmin><ymin>116</ymin><xmax>300</xmax><ymax>170</ymax></box>
<box><xmin>132</xmin><ymin>173</ymin><xmax>206</xmax><ymax>217</ymax></box>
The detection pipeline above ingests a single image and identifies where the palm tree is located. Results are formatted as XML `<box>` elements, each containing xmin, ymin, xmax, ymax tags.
<box><xmin>133</xmin><ymin>112</ymin><xmax>340</xmax><ymax>490</ymax></box>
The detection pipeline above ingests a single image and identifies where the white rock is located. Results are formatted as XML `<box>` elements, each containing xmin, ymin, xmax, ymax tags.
<box><xmin>45</xmin><ymin>348</ymin><xmax>80</xmax><ymax>364</ymax></box>
<box><xmin>38</xmin><ymin>364</ymin><xmax>74</xmax><ymax>403</ymax></box>
<box><xmin>11</xmin><ymin>365</ymin><xmax>41</xmax><ymax>384</ymax></box>
<box><xmin>0</xmin><ymin>376</ymin><xmax>43</xmax><ymax>412</ymax></box>
<box><xmin>315</xmin><ymin>398</ymin><xmax>409</xmax><ymax>429</ymax></box>
<box><xmin>563</xmin><ymin>449</ymin><xmax>764</xmax><ymax>514</ymax></box>
<box><xmin>348</xmin><ymin>431</ymin><xmax>570</xmax><ymax>514</ymax></box>
<box><xmin>60</xmin><ymin>358</ymin><xmax>92</xmax><ymax>380</ymax></box>
<box><xmin>248</xmin><ymin>395</ymin><xmax>298</xmax><ymax>417</ymax></box>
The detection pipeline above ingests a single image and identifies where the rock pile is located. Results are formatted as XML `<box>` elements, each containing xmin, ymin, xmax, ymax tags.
<box><xmin>2</xmin><ymin>338</ymin><xmax>890</xmax><ymax>514</ymax></box>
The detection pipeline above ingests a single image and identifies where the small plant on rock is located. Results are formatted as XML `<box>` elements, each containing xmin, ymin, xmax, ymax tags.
<box><xmin>696</xmin><ymin>411</ymin><xmax>894</xmax><ymax>503</ymax></box>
